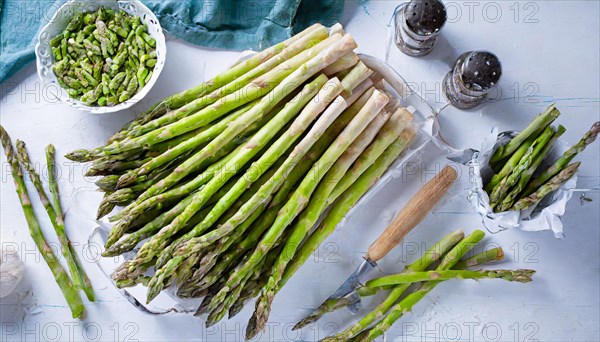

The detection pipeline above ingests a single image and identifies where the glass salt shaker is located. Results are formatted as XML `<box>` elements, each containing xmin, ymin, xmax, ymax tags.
<box><xmin>394</xmin><ymin>0</ymin><xmax>447</xmax><ymax>57</ymax></box>
<box><xmin>442</xmin><ymin>51</ymin><xmax>502</xmax><ymax>109</ymax></box>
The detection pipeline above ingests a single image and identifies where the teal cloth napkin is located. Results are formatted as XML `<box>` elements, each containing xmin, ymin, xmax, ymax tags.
<box><xmin>0</xmin><ymin>0</ymin><xmax>344</xmax><ymax>83</ymax></box>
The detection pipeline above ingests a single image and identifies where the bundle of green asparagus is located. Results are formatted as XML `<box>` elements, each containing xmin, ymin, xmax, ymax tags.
<box><xmin>485</xmin><ymin>104</ymin><xmax>599</xmax><ymax>212</ymax></box>
<box><xmin>309</xmin><ymin>230</ymin><xmax>535</xmax><ymax>341</ymax></box>
<box><xmin>65</xmin><ymin>24</ymin><xmax>417</xmax><ymax>332</ymax></box>
<box><xmin>0</xmin><ymin>127</ymin><xmax>95</xmax><ymax>318</ymax></box>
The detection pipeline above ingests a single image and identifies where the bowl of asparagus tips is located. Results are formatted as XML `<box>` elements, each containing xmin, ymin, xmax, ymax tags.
<box><xmin>482</xmin><ymin>104</ymin><xmax>599</xmax><ymax>215</ymax></box>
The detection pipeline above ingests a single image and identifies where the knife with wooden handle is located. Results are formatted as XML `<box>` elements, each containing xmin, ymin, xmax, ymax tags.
<box><xmin>293</xmin><ymin>165</ymin><xmax>457</xmax><ymax>330</ymax></box>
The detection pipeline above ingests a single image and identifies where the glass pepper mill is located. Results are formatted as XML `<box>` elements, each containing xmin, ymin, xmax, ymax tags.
<box><xmin>442</xmin><ymin>51</ymin><xmax>502</xmax><ymax>109</ymax></box>
<box><xmin>394</xmin><ymin>0</ymin><xmax>447</xmax><ymax>57</ymax></box>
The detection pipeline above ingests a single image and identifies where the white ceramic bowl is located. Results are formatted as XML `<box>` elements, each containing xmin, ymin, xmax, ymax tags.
<box><xmin>35</xmin><ymin>0</ymin><xmax>166</xmax><ymax>114</ymax></box>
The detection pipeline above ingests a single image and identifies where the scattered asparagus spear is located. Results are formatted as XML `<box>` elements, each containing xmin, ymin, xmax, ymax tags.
<box><xmin>362</xmin><ymin>234</ymin><xmax>528</xmax><ymax>342</ymax></box>
<box><xmin>46</xmin><ymin>144</ymin><xmax>95</xmax><ymax>301</ymax></box>
<box><xmin>305</xmin><ymin>230</ymin><xmax>466</xmax><ymax>335</ymax></box>
<box><xmin>325</xmin><ymin>230</ymin><xmax>486</xmax><ymax>341</ymax></box>
<box><xmin>0</xmin><ymin>126</ymin><xmax>84</xmax><ymax>318</ymax></box>
<box><xmin>16</xmin><ymin>141</ymin><xmax>86</xmax><ymax>292</ymax></box>
<box><xmin>365</xmin><ymin>269</ymin><xmax>535</xmax><ymax>288</ymax></box>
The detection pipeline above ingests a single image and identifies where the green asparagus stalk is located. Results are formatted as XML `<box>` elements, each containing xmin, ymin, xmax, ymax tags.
<box><xmin>489</xmin><ymin>125</ymin><xmax>555</xmax><ymax>207</ymax></box>
<box><xmin>0</xmin><ymin>126</ymin><xmax>84</xmax><ymax>318</ymax></box>
<box><xmin>298</xmin><ymin>229</ymin><xmax>465</xmax><ymax>333</ymax></box>
<box><xmin>513</xmin><ymin>162</ymin><xmax>580</xmax><ymax>211</ymax></box>
<box><xmin>489</xmin><ymin>104</ymin><xmax>560</xmax><ymax>168</ymax></box>
<box><xmin>206</xmin><ymin>89</ymin><xmax>389</xmax><ymax>318</ymax></box>
<box><xmin>248</xmin><ymin>108</ymin><xmax>393</xmax><ymax>338</ymax></box>
<box><xmin>125</xmin><ymin>26</ymin><xmax>329</xmax><ymax>139</ymax></box>
<box><xmin>46</xmin><ymin>145</ymin><xmax>95</xmax><ymax>301</ymax></box>
<box><xmin>85</xmin><ymin>157</ymin><xmax>149</xmax><ymax>176</ymax></box>
<box><xmin>123</xmin><ymin>23</ymin><xmax>326</xmax><ymax>131</ymax></box>
<box><xmin>327</xmin><ymin>231</ymin><xmax>486</xmax><ymax>341</ymax></box>
<box><xmin>523</xmin><ymin>121</ymin><xmax>600</xmax><ymax>196</ymax></box>
<box><xmin>365</xmin><ymin>269</ymin><xmax>535</xmax><ymax>288</ymax></box>
<box><xmin>454</xmin><ymin>247</ymin><xmax>504</xmax><ymax>269</ymax></box>
<box><xmin>16</xmin><ymin>141</ymin><xmax>86</xmax><ymax>292</ymax></box>
<box><xmin>327</xmin><ymin>107</ymin><xmax>413</xmax><ymax>205</ymax></box>
<box><xmin>356</xmin><ymin>246</ymin><xmax>507</xmax><ymax>298</ymax></box>
<box><xmin>496</xmin><ymin>125</ymin><xmax>566</xmax><ymax>212</ymax></box>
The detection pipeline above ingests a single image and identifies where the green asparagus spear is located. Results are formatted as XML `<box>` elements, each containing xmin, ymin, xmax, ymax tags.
<box><xmin>0</xmin><ymin>126</ymin><xmax>84</xmax><ymax>318</ymax></box>
<box><xmin>365</xmin><ymin>269</ymin><xmax>535</xmax><ymax>288</ymax></box>
<box><xmin>46</xmin><ymin>145</ymin><xmax>95</xmax><ymax>301</ymax></box>
<box><xmin>16</xmin><ymin>141</ymin><xmax>86</xmax><ymax>293</ymax></box>
<box><xmin>513</xmin><ymin>162</ymin><xmax>580</xmax><ymax>211</ymax></box>
<box><xmin>523</xmin><ymin>121</ymin><xmax>599</xmax><ymax>196</ymax></box>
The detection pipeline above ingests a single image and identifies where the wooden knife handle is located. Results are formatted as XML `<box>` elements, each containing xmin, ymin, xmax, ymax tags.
<box><xmin>366</xmin><ymin>165</ymin><xmax>458</xmax><ymax>262</ymax></box>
